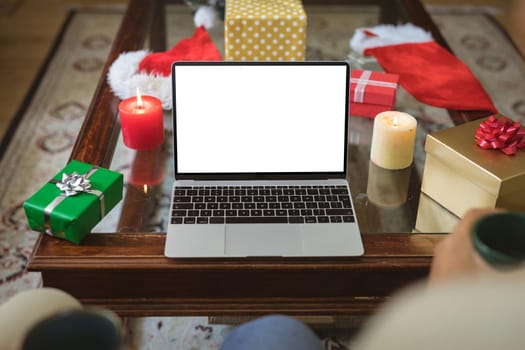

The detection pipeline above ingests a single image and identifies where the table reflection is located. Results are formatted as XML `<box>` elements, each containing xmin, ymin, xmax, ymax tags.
<box><xmin>367</xmin><ymin>160</ymin><xmax>411</xmax><ymax>208</ymax></box>
<box><xmin>118</xmin><ymin>144</ymin><xmax>166</xmax><ymax>232</ymax></box>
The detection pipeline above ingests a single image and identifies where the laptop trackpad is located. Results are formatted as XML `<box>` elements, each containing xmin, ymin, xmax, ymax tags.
<box><xmin>225</xmin><ymin>224</ymin><xmax>302</xmax><ymax>257</ymax></box>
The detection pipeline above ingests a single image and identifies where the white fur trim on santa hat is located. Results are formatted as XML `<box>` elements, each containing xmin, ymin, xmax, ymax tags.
<box><xmin>194</xmin><ymin>6</ymin><xmax>217</xmax><ymax>29</ymax></box>
<box><xmin>107</xmin><ymin>50</ymin><xmax>172</xmax><ymax>109</ymax></box>
<box><xmin>350</xmin><ymin>23</ymin><xmax>433</xmax><ymax>55</ymax></box>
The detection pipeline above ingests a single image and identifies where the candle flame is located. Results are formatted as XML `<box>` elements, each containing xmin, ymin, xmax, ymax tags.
<box><xmin>136</xmin><ymin>87</ymin><xmax>143</xmax><ymax>108</ymax></box>
<box><xmin>393</xmin><ymin>116</ymin><xmax>399</xmax><ymax>127</ymax></box>
<box><xmin>143</xmin><ymin>184</ymin><xmax>149</xmax><ymax>194</ymax></box>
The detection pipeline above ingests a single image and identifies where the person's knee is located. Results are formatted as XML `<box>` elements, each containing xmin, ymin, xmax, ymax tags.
<box><xmin>220</xmin><ymin>315</ymin><xmax>325</xmax><ymax>350</ymax></box>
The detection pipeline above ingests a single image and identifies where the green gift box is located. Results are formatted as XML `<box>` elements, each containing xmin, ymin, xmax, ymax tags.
<box><xmin>24</xmin><ymin>160</ymin><xmax>123</xmax><ymax>244</ymax></box>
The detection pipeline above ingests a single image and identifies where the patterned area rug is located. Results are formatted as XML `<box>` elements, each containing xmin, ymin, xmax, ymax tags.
<box><xmin>1</xmin><ymin>4</ymin><xmax>524</xmax><ymax>350</ymax></box>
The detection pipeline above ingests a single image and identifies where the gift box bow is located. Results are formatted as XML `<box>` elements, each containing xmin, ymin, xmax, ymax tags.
<box><xmin>44</xmin><ymin>167</ymin><xmax>105</xmax><ymax>236</ymax></box>
<box><xmin>475</xmin><ymin>115</ymin><xmax>525</xmax><ymax>156</ymax></box>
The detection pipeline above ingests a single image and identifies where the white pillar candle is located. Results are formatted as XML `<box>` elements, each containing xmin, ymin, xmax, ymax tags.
<box><xmin>370</xmin><ymin>111</ymin><xmax>417</xmax><ymax>170</ymax></box>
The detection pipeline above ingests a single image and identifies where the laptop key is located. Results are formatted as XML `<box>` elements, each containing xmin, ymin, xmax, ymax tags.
<box><xmin>195</xmin><ymin>203</ymin><xmax>206</xmax><ymax>209</ymax></box>
<box><xmin>197</xmin><ymin>217</ymin><xmax>209</xmax><ymax>224</ymax></box>
<box><xmin>171</xmin><ymin>217</ymin><xmax>183</xmax><ymax>224</ymax></box>
<box><xmin>288</xmin><ymin>209</ymin><xmax>300</xmax><ymax>216</ymax></box>
<box><xmin>184</xmin><ymin>217</ymin><xmax>196</xmax><ymax>224</ymax></box>
<box><xmin>207</xmin><ymin>203</ymin><xmax>219</xmax><ymax>209</ymax></box>
<box><xmin>188</xmin><ymin>210</ymin><xmax>199</xmax><ymax>217</ymax></box>
<box><xmin>342</xmin><ymin>216</ymin><xmax>355</xmax><ymax>223</ymax></box>
<box><xmin>263</xmin><ymin>209</ymin><xmax>275</xmax><ymax>216</ymax></box>
<box><xmin>289</xmin><ymin>216</ymin><xmax>305</xmax><ymax>223</ymax></box>
<box><xmin>300</xmin><ymin>209</ymin><xmax>313</xmax><ymax>216</ymax></box>
<box><xmin>226</xmin><ymin>216</ymin><xmax>287</xmax><ymax>224</ymax></box>
<box><xmin>172</xmin><ymin>210</ymin><xmax>186</xmax><ymax>217</ymax></box>
<box><xmin>232</xmin><ymin>203</ymin><xmax>243</xmax><ymax>209</ymax></box>
<box><xmin>210</xmin><ymin>217</ymin><xmax>225</xmax><ymax>224</ymax></box>
<box><xmin>318</xmin><ymin>216</ymin><xmax>329</xmax><ymax>223</ymax></box>
<box><xmin>305</xmin><ymin>216</ymin><xmax>317</xmax><ymax>224</ymax></box>
<box><xmin>173</xmin><ymin>203</ymin><xmax>193</xmax><ymax>209</ymax></box>
<box><xmin>325</xmin><ymin>209</ymin><xmax>353</xmax><ymax>216</ymax></box>
<box><xmin>174</xmin><ymin>196</ymin><xmax>191</xmax><ymax>203</ymax></box>
<box><xmin>330</xmin><ymin>216</ymin><xmax>342</xmax><ymax>223</ymax></box>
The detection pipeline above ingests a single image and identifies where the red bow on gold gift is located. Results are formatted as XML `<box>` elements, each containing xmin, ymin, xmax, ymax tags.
<box><xmin>475</xmin><ymin>115</ymin><xmax>525</xmax><ymax>156</ymax></box>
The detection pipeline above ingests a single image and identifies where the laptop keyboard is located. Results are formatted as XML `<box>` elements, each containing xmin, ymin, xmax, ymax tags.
<box><xmin>170</xmin><ymin>185</ymin><xmax>355</xmax><ymax>224</ymax></box>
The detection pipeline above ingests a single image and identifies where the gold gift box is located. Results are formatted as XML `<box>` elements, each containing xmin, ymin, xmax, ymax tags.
<box><xmin>414</xmin><ymin>193</ymin><xmax>459</xmax><ymax>233</ymax></box>
<box><xmin>224</xmin><ymin>0</ymin><xmax>307</xmax><ymax>61</ymax></box>
<box><xmin>421</xmin><ymin>117</ymin><xmax>525</xmax><ymax>217</ymax></box>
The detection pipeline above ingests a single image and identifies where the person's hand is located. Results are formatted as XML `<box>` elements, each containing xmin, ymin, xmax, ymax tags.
<box><xmin>428</xmin><ymin>208</ymin><xmax>502</xmax><ymax>285</ymax></box>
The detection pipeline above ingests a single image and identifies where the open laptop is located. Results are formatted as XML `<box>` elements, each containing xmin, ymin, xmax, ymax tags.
<box><xmin>164</xmin><ymin>61</ymin><xmax>364</xmax><ymax>258</ymax></box>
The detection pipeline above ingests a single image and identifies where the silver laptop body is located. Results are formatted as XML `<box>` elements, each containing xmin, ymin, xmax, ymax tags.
<box><xmin>165</xmin><ymin>61</ymin><xmax>364</xmax><ymax>258</ymax></box>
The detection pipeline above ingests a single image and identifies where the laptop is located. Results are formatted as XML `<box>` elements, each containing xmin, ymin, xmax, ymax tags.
<box><xmin>164</xmin><ymin>61</ymin><xmax>364</xmax><ymax>258</ymax></box>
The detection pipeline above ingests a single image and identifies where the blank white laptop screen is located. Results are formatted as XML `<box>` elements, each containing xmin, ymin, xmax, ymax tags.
<box><xmin>173</xmin><ymin>63</ymin><xmax>348</xmax><ymax>175</ymax></box>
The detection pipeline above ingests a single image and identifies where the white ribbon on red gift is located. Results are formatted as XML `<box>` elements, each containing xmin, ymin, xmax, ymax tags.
<box><xmin>351</xmin><ymin>70</ymin><xmax>398</xmax><ymax>103</ymax></box>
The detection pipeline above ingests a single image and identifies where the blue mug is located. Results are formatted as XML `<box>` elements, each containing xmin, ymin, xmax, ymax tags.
<box><xmin>22</xmin><ymin>309</ymin><xmax>121</xmax><ymax>350</ymax></box>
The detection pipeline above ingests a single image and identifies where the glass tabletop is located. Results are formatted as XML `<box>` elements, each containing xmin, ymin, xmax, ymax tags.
<box><xmin>30</xmin><ymin>0</ymin><xmax>462</xmax><ymax>317</ymax></box>
<box><xmin>93</xmin><ymin>2</ymin><xmax>462</xmax><ymax>236</ymax></box>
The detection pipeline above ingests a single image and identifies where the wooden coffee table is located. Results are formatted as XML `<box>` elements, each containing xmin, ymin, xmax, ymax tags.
<box><xmin>28</xmin><ymin>0</ymin><xmax>489</xmax><ymax>317</ymax></box>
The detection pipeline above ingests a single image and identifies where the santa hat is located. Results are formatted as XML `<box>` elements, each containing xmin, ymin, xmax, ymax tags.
<box><xmin>107</xmin><ymin>26</ymin><xmax>221</xmax><ymax>109</ymax></box>
<box><xmin>350</xmin><ymin>23</ymin><xmax>497</xmax><ymax>113</ymax></box>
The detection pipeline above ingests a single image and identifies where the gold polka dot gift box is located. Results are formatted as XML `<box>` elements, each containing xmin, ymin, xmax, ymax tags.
<box><xmin>225</xmin><ymin>0</ymin><xmax>307</xmax><ymax>61</ymax></box>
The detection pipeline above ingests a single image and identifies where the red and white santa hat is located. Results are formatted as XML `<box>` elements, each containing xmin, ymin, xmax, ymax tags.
<box><xmin>107</xmin><ymin>26</ymin><xmax>221</xmax><ymax>110</ymax></box>
<box><xmin>350</xmin><ymin>23</ymin><xmax>497</xmax><ymax>113</ymax></box>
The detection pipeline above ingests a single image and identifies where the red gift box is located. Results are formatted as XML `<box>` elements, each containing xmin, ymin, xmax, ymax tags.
<box><xmin>350</xmin><ymin>69</ymin><xmax>400</xmax><ymax>118</ymax></box>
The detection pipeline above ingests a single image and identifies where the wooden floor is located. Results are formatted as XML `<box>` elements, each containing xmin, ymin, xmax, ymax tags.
<box><xmin>0</xmin><ymin>0</ymin><xmax>522</xmax><ymax>143</ymax></box>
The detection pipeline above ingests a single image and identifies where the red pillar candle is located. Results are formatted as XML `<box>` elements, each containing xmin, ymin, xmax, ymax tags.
<box><xmin>118</xmin><ymin>91</ymin><xmax>164</xmax><ymax>150</ymax></box>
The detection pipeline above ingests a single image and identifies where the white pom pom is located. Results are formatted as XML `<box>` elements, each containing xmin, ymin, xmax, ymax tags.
<box><xmin>350</xmin><ymin>23</ymin><xmax>433</xmax><ymax>55</ymax></box>
<box><xmin>107</xmin><ymin>50</ymin><xmax>149</xmax><ymax>99</ymax></box>
<box><xmin>107</xmin><ymin>50</ymin><xmax>173</xmax><ymax>109</ymax></box>
<box><xmin>194</xmin><ymin>6</ymin><xmax>216</xmax><ymax>29</ymax></box>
